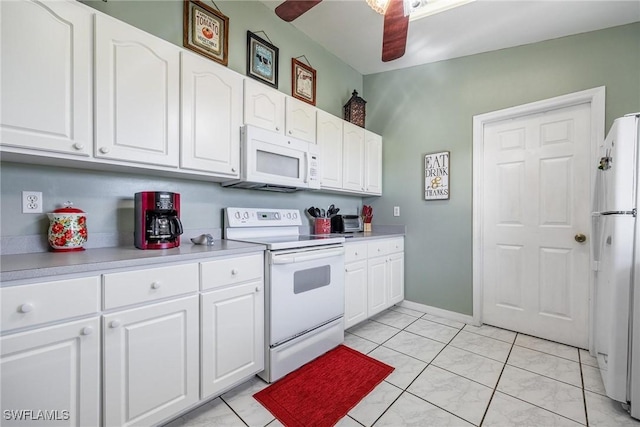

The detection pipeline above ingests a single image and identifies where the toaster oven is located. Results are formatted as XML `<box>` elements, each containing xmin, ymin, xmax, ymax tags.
<box><xmin>331</xmin><ymin>215</ymin><xmax>363</xmax><ymax>233</ymax></box>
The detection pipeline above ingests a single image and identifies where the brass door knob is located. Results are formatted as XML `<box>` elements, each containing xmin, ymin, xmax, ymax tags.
<box><xmin>575</xmin><ymin>233</ymin><xmax>587</xmax><ymax>243</ymax></box>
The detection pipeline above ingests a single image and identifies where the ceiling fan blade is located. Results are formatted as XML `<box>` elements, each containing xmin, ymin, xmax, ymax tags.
<box><xmin>382</xmin><ymin>0</ymin><xmax>409</xmax><ymax>62</ymax></box>
<box><xmin>275</xmin><ymin>0</ymin><xmax>323</xmax><ymax>22</ymax></box>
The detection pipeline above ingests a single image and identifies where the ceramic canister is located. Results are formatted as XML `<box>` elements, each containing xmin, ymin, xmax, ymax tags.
<box><xmin>47</xmin><ymin>202</ymin><xmax>88</xmax><ymax>252</ymax></box>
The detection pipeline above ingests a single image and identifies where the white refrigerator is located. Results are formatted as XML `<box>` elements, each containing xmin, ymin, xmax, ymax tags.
<box><xmin>592</xmin><ymin>112</ymin><xmax>640</xmax><ymax>419</ymax></box>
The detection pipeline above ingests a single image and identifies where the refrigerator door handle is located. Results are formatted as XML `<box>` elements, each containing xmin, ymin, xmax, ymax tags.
<box><xmin>600</xmin><ymin>210</ymin><xmax>636</xmax><ymax>216</ymax></box>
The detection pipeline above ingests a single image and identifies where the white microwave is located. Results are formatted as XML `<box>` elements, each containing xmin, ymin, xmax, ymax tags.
<box><xmin>222</xmin><ymin>125</ymin><xmax>320</xmax><ymax>192</ymax></box>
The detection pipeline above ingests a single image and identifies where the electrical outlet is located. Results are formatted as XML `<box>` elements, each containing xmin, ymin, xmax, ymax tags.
<box><xmin>393</xmin><ymin>206</ymin><xmax>400</xmax><ymax>217</ymax></box>
<box><xmin>22</xmin><ymin>191</ymin><xmax>43</xmax><ymax>213</ymax></box>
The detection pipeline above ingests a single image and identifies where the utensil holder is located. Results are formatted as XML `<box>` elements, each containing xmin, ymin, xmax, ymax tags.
<box><xmin>315</xmin><ymin>218</ymin><xmax>331</xmax><ymax>234</ymax></box>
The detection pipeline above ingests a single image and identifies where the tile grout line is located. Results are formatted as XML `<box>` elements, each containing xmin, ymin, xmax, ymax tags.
<box><xmin>579</xmin><ymin>349</ymin><xmax>591</xmax><ymax>427</ymax></box>
<box><xmin>477</xmin><ymin>332</ymin><xmax>517</xmax><ymax>426</ymax></box>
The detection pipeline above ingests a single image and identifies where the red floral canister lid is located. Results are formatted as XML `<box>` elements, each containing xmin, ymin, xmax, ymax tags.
<box><xmin>52</xmin><ymin>202</ymin><xmax>85</xmax><ymax>214</ymax></box>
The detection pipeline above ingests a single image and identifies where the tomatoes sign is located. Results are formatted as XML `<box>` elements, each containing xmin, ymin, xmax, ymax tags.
<box><xmin>194</xmin><ymin>8</ymin><xmax>220</xmax><ymax>53</ymax></box>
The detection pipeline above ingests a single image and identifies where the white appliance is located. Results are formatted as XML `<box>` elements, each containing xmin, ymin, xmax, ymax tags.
<box><xmin>221</xmin><ymin>126</ymin><xmax>321</xmax><ymax>192</ymax></box>
<box><xmin>224</xmin><ymin>207</ymin><xmax>345</xmax><ymax>382</ymax></box>
<box><xmin>592</xmin><ymin>112</ymin><xmax>640</xmax><ymax>419</ymax></box>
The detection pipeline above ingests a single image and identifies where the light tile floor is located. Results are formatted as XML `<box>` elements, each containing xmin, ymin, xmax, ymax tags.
<box><xmin>163</xmin><ymin>305</ymin><xmax>640</xmax><ymax>427</ymax></box>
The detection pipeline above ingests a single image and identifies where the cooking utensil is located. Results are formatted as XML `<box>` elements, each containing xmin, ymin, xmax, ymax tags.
<box><xmin>315</xmin><ymin>207</ymin><xmax>321</xmax><ymax>218</ymax></box>
<box><xmin>321</xmin><ymin>209</ymin><xmax>326</xmax><ymax>218</ymax></box>
<box><xmin>307</xmin><ymin>207</ymin><xmax>317</xmax><ymax>218</ymax></box>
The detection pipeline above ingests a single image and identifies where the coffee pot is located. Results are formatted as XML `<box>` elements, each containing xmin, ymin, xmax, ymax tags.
<box><xmin>47</xmin><ymin>202</ymin><xmax>88</xmax><ymax>252</ymax></box>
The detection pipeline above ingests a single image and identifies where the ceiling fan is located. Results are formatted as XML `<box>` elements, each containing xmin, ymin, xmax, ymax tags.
<box><xmin>274</xmin><ymin>0</ymin><xmax>410</xmax><ymax>62</ymax></box>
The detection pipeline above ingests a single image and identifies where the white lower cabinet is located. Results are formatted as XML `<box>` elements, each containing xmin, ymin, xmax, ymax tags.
<box><xmin>103</xmin><ymin>295</ymin><xmax>200</xmax><ymax>427</ymax></box>
<box><xmin>0</xmin><ymin>317</ymin><xmax>101</xmax><ymax>427</ymax></box>
<box><xmin>200</xmin><ymin>254</ymin><xmax>265</xmax><ymax>399</ymax></box>
<box><xmin>344</xmin><ymin>237</ymin><xmax>405</xmax><ymax>329</ymax></box>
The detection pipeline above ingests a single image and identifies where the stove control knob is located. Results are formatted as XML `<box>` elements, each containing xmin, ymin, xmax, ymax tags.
<box><xmin>286</xmin><ymin>212</ymin><xmax>292</xmax><ymax>219</ymax></box>
<box><xmin>293</xmin><ymin>212</ymin><xmax>298</xmax><ymax>219</ymax></box>
<box><xmin>274</xmin><ymin>212</ymin><xmax>280</xmax><ymax>220</ymax></box>
<box><xmin>234</xmin><ymin>211</ymin><xmax>241</xmax><ymax>219</ymax></box>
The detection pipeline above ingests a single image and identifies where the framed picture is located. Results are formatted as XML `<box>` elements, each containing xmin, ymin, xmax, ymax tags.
<box><xmin>183</xmin><ymin>0</ymin><xmax>229</xmax><ymax>66</ymax></box>
<box><xmin>291</xmin><ymin>58</ymin><xmax>316</xmax><ymax>105</ymax></box>
<box><xmin>246</xmin><ymin>31</ymin><xmax>279</xmax><ymax>88</ymax></box>
<box><xmin>424</xmin><ymin>151</ymin><xmax>450</xmax><ymax>200</ymax></box>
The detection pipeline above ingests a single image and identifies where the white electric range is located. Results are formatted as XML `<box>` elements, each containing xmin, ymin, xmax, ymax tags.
<box><xmin>224</xmin><ymin>207</ymin><xmax>345</xmax><ymax>382</ymax></box>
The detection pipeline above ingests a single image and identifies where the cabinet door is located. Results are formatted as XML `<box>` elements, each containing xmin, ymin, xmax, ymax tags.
<box><xmin>317</xmin><ymin>111</ymin><xmax>343</xmax><ymax>190</ymax></box>
<box><xmin>201</xmin><ymin>280</ymin><xmax>264</xmax><ymax>399</ymax></box>
<box><xmin>103</xmin><ymin>296</ymin><xmax>199</xmax><ymax>427</ymax></box>
<box><xmin>364</xmin><ymin>130</ymin><xmax>383</xmax><ymax>195</ymax></box>
<box><xmin>243</xmin><ymin>79</ymin><xmax>285</xmax><ymax>133</ymax></box>
<box><xmin>180</xmin><ymin>52</ymin><xmax>242</xmax><ymax>177</ymax></box>
<box><xmin>388</xmin><ymin>252</ymin><xmax>405</xmax><ymax>306</ymax></box>
<box><xmin>0</xmin><ymin>0</ymin><xmax>92</xmax><ymax>156</ymax></box>
<box><xmin>1</xmin><ymin>317</ymin><xmax>100</xmax><ymax>427</ymax></box>
<box><xmin>367</xmin><ymin>256</ymin><xmax>388</xmax><ymax>317</ymax></box>
<box><xmin>95</xmin><ymin>15</ymin><xmax>180</xmax><ymax>167</ymax></box>
<box><xmin>344</xmin><ymin>261</ymin><xmax>368</xmax><ymax>329</ymax></box>
<box><xmin>342</xmin><ymin>122</ymin><xmax>365</xmax><ymax>192</ymax></box>
<box><xmin>285</xmin><ymin>97</ymin><xmax>316</xmax><ymax>143</ymax></box>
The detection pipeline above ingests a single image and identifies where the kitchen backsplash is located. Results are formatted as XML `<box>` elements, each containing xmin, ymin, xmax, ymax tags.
<box><xmin>0</xmin><ymin>162</ymin><xmax>364</xmax><ymax>252</ymax></box>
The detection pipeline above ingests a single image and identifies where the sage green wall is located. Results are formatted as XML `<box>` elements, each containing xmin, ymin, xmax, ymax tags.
<box><xmin>79</xmin><ymin>0</ymin><xmax>361</xmax><ymax>117</ymax></box>
<box><xmin>363</xmin><ymin>23</ymin><xmax>640</xmax><ymax>316</ymax></box>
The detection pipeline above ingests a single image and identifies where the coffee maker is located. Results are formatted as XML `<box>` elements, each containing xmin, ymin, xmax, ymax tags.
<box><xmin>134</xmin><ymin>191</ymin><xmax>183</xmax><ymax>249</ymax></box>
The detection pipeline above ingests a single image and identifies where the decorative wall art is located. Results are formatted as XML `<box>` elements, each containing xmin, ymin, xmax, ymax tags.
<box><xmin>183</xmin><ymin>0</ymin><xmax>229</xmax><ymax>66</ymax></box>
<box><xmin>424</xmin><ymin>151</ymin><xmax>450</xmax><ymax>200</ymax></box>
<box><xmin>246</xmin><ymin>31</ymin><xmax>279</xmax><ymax>88</ymax></box>
<box><xmin>291</xmin><ymin>57</ymin><xmax>316</xmax><ymax>105</ymax></box>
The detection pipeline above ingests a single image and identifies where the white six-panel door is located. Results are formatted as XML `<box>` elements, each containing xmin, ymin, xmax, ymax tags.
<box><xmin>481</xmin><ymin>103</ymin><xmax>591</xmax><ymax>347</ymax></box>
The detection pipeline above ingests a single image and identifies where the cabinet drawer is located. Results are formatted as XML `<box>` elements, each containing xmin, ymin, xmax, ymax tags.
<box><xmin>367</xmin><ymin>240</ymin><xmax>389</xmax><ymax>258</ymax></box>
<box><xmin>1</xmin><ymin>276</ymin><xmax>100</xmax><ymax>332</ymax></box>
<box><xmin>201</xmin><ymin>253</ymin><xmax>263</xmax><ymax>291</ymax></box>
<box><xmin>388</xmin><ymin>238</ymin><xmax>404</xmax><ymax>254</ymax></box>
<box><xmin>345</xmin><ymin>243</ymin><xmax>368</xmax><ymax>264</ymax></box>
<box><xmin>103</xmin><ymin>264</ymin><xmax>198</xmax><ymax>310</ymax></box>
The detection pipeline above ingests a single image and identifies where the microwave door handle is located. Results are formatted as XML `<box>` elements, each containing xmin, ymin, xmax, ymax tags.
<box><xmin>271</xmin><ymin>248</ymin><xmax>345</xmax><ymax>265</ymax></box>
<box><xmin>304</xmin><ymin>152</ymin><xmax>309</xmax><ymax>184</ymax></box>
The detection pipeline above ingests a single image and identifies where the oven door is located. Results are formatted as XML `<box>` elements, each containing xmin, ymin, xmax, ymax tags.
<box><xmin>244</xmin><ymin>125</ymin><xmax>312</xmax><ymax>189</ymax></box>
<box><xmin>268</xmin><ymin>245</ymin><xmax>345</xmax><ymax>346</ymax></box>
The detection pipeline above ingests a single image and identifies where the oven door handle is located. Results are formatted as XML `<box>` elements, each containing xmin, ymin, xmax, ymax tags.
<box><xmin>271</xmin><ymin>248</ymin><xmax>345</xmax><ymax>264</ymax></box>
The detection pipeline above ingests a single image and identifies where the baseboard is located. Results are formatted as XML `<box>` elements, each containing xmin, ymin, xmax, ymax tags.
<box><xmin>398</xmin><ymin>300</ymin><xmax>478</xmax><ymax>326</ymax></box>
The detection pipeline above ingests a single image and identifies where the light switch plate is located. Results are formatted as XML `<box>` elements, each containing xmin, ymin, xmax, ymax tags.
<box><xmin>393</xmin><ymin>206</ymin><xmax>400</xmax><ymax>217</ymax></box>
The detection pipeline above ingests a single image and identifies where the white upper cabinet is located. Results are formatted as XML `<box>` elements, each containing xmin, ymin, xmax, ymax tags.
<box><xmin>285</xmin><ymin>97</ymin><xmax>317</xmax><ymax>143</ymax></box>
<box><xmin>317</xmin><ymin>111</ymin><xmax>343</xmax><ymax>189</ymax></box>
<box><xmin>364</xmin><ymin>130</ymin><xmax>382</xmax><ymax>195</ymax></box>
<box><xmin>94</xmin><ymin>14</ymin><xmax>180</xmax><ymax>167</ymax></box>
<box><xmin>180</xmin><ymin>52</ymin><xmax>242</xmax><ymax>178</ymax></box>
<box><xmin>243</xmin><ymin>79</ymin><xmax>285</xmax><ymax>133</ymax></box>
<box><xmin>342</xmin><ymin>122</ymin><xmax>366</xmax><ymax>192</ymax></box>
<box><xmin>0</xmin><ymin>0</ymin><xmax>92</xmax><ymax>156</ymax></box>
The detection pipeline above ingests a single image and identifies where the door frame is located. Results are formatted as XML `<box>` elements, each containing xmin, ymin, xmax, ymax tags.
<box><xmin>472</xmin><ymin>87</ymin><xmax>606</xmax><ymax>345</ymax></box>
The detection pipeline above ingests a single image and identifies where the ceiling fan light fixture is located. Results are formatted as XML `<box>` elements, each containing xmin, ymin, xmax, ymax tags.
<box><xmin>366</xmin><ymin>0</ymin><xmax>391</xmax><ymax>15</ymax></box>
<box><xmin>408</xmin><ymin>0</ymin><xmax>475</xmax><ymax>21</ymax></box>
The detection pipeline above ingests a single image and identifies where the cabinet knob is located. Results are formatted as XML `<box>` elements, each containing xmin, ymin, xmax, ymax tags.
<box><xmin>151</xmin><ymin>281</ymin><xmax>161</xmax><ymax>289</ymax></box>
<box><xmin>354</xmin><ymin>252</ymin><xmax>358</xmax><ymax>256</ymax></box>
<box><xmin>275</xmin><ymin>127</ymin><xmax>280</xmax><ymax>131</ymax></box>
<box><xmin>81</xmin><ymin>326</ymin><xmax>94</xmax><ymax>336</ymax></box>
<box><xmin>110</xmin><ymin>320</ymin><xmax>121</xmax><ymax>328</ymax></box>
<box><xmin>288</xmin><ymin>130</ymin><xmax>292</xmax><ymax>135</ymax></box>
<box><xmin>19</xmin><ymin>303</ymin><xmax>33</xmax><ymax>313</ymax></box>
<box><xmin>73</xmin><ymin>143</ymin><xmax>85</xmax><ymax>151</ymax></box>
<box><xmin>231</xmin><ymin>269</ymin><xmax>238</xmax><ymax>275</ymax></box>
<box><xmin>231</xmin><ymin>167</ymin><xmax>237</xmax><ymax>173</ymax></box>
<box><xmin>255</xmin><ymin>286</ymin><xmax>261</xmax><ymax>292</ymax></box>
<box><xmin>99</xmin><ymin>147</ymin><xmax>110</xmax><ymax>154</ymax></box>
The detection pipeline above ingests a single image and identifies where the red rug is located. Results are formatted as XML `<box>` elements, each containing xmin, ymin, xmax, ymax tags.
<box><xmin>254</xmin><ymin>345</ymin><xmax>394</xmax><ymax>427</ymax></box>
